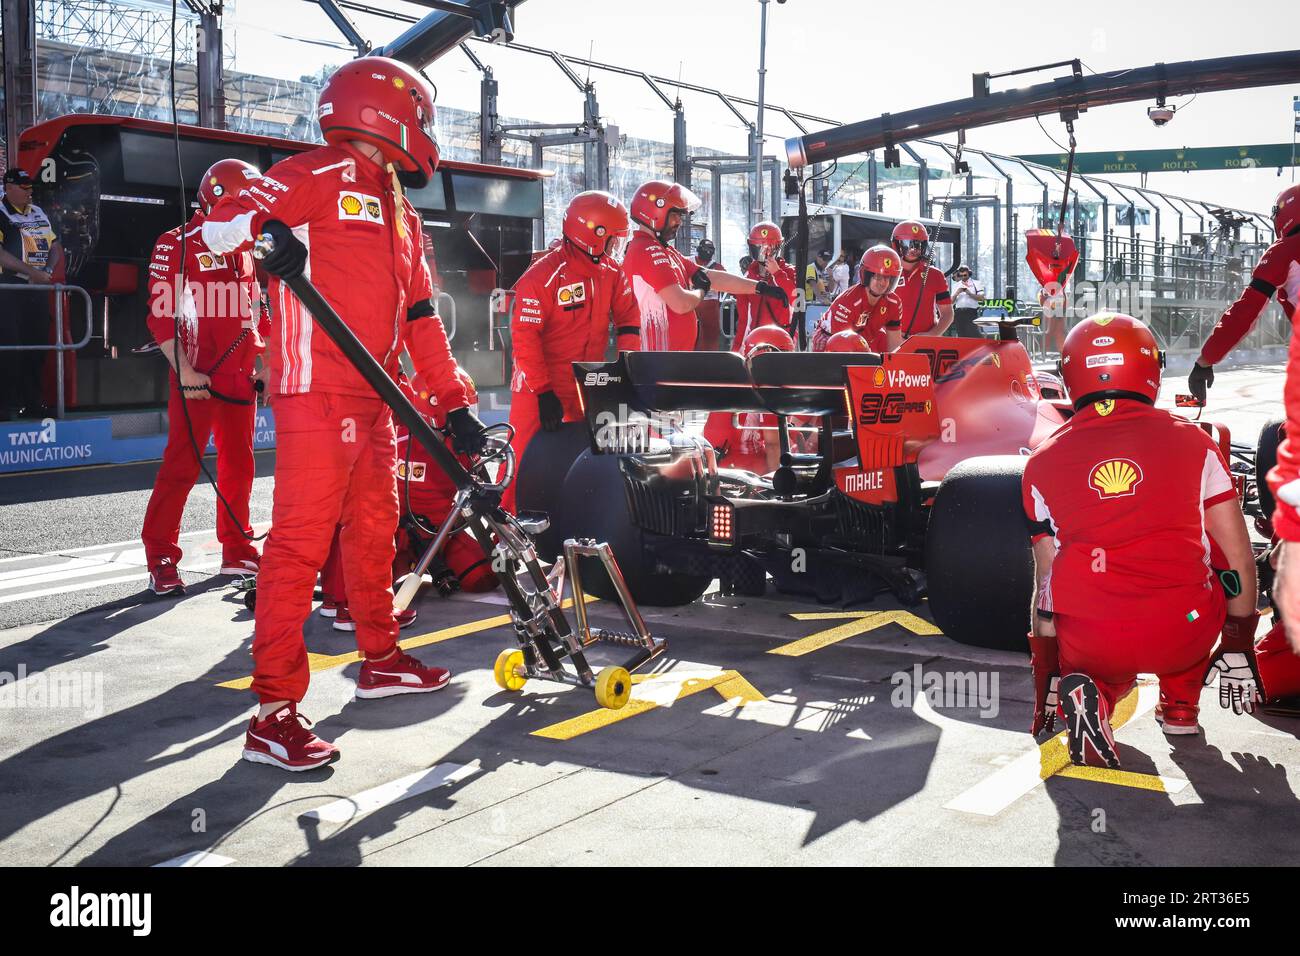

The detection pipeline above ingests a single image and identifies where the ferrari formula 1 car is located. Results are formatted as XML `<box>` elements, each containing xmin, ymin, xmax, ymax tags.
<box><xmin>516</xmin><ymin>319</ymin><xmax>1261</xmax><ymax>652</ymax></box>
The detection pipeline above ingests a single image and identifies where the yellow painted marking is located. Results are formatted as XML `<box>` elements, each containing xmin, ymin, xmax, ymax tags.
<box><xmin>217</xmin><ymin>598</ymin><xmax>585</xmax><ymax>690</ymax></box>
<box><xmin>770</xmin><ymin>610</ymin><xmax>941</xmax><ymax>657</ymax></box>
<box><xmin>1056</xmin><ymin>765</ymin><xmax>1185</xmax><ymax>794</ymax></box>
<box><xmin>531</xmin><ymin>670</ymin><xmax>765</xmax><ymax>741</ymax></box>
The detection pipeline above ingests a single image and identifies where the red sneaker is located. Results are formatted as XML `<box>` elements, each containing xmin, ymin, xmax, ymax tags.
<box><xmin>319</xmin><ymin>598</ymin><xmax>340</xmax><ymax>619</ymax></box>
<box><xmin>333</xmin><ymin>606</ymin><xmax>417</xmax><ymax>631</ymax></box>
<box><xmin>242</xmin><ymin>705</ymin><xmax>339</xmax><ymax>772</ymax></box>
<box><xmin>1058</xmin><ymin>673</ymin><xmax>1121</xmax><ymax>769</ymax></box>
<box><xmin>149</xmin><ymin>558</ymin><xmax>186</xmax><ymax>596</ymax></box>
<box><xmin>1155</xmin><ymin>697</ymin><xmax>1201</xmax><ymax>736</ymax></box>
<box><xmin>221</xmin><ymin>552</ymin><xmax>260</xmax><ymax>576</ymax></box>
<box><xmin>356</xmin><ymin>650</ymin><xmax>450</xmax><ymax>699</ymax></box>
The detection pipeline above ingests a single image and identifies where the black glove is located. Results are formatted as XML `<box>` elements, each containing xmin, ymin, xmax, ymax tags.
<box><xmin>1188</xmin><ymin>362</ymin><xmax>1214</xmax><ymax>405</ymax></box>
<box><xmin>690</xmin><ymin>269</ymin><xmax>713</xmax><ymax>293</ymax></box>
<box><xmin>258</xmin><ymin>220</ymin><xmax>308</xmax><ymax>280</ymax></box>
<box><xmin>537</xmin><ymin>390</ymin><xmax>565</xmax><ymax>432</ymax></box>
<box><xmin>755</xmin><ymin>281</ymin><xmax>789</xmax><ymax>307</ymax></box>
<box><xmin>446</xmin><ymin>406</ymin><xmax>487</xmax><ymax>455</ymax></box>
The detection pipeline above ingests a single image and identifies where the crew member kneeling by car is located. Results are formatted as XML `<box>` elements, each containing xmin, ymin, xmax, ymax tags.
<box><xmin>622</xmin><ymin>181</ymin><xmax>786</xmax><ymax>352</ymax></box>
<box><xmin>1022</xmin><ymin>313</ymin><xmax>1261</xmax><ymax>769</ymax></box>
<box><xmin>504</xmin><ymin>190</ymin><xmax>642</xmax><ymax>513</ymax></box>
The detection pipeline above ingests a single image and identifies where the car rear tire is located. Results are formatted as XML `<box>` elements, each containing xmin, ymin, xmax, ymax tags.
<box><xmin>514</xmin><ymin>421</ymin><xmax>592</xmax><ymax>561</ymax></box>
<box><xmin>925</xmin><ymin>456</ymin><xmax>1032</xmax><ymax>652</ymax></box>
<box><xmin>1256</xmin><ymin>418</ymin><xmax>1285</xmax><ymax>521</ymax></box>
<box><xmin>557</xmin><ymin>450</ymin><xmax>711</xmax><ymax>607</ymax></box>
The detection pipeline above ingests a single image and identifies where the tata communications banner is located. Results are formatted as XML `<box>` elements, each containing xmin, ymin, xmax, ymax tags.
<box><xmin>0</xmin><ymin>409</ymin><xmax>277</xmax><ymax>474</ymax></box>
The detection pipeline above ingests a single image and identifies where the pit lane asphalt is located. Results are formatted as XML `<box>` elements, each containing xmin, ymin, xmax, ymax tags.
<box><xmin>0</xmin><ymin>365</ymin><xmax>1296</xmax><ymax>866</ymax></box>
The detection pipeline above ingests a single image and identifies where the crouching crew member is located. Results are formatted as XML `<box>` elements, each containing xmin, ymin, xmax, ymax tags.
<box><xmin>703</xmin><ymin>325</ymin><xmax>795</xmax><ymax>474</ymax></box>
<box><xmin>811</xmin><ymin>245</ymin><xmax>903</xmax><ymax>352</ymax></box>
<box><xmin>622</xmin><ymin>181</ymin><xmax>786</xmax><ymax>352</ymax></box>
<box><xmin>142</xmin><ymin>158</ymin><xmax>269</xmax><ymax>595</ymax></box>
<box><xmin>1023</xmin><ymin>313</ymin><xmax>1260</xmax><ymax>769</ymax></box>
<box><xmin>505</xmin><ymin>190</ymin><xmax>641</xmax><ymax>512</ymax></box>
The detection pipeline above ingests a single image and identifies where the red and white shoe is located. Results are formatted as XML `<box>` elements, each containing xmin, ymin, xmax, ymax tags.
<box><xmin>333</xmin><ymin>606</ymin><xmax>418</xmax><ymax>632</ymax></box>
<box><xmin>242</xmin><ymin>704</ymin><xmax>339</xmax><ymax>772</ymax></box>
<box><xmin>221</xmin><ymin>553</ymin><xmax>260</xmax><ymax>577</ymax></box>
<box><xmin>318</xmin><ymin>598</ymin><xmax>340</xmax><ymax>618</ymax></box>
<box><xmin>1154</xmin><ymin>697</ymin><xmax>1201</xmax><ymax>736</ymax></box>
<box><xmin>149</xmin><ymin>558</ymin><xmax>186</xmax><ymax>596</ymax></box>
<box><xmin>1058</xmin><ymin>673</ymin><xmax>1121</xmax><ymax>769</ymax></box>
<box><xmin>356</xmin><ymin>650</ymin><xmax>450</xmax><ymax>699</ymax></box>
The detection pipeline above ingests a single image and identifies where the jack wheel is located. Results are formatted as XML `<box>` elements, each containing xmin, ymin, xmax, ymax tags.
<box><xmin>594</xmin><ymin>665</ymin><xmax>632</xmax><ymax>710</ymax></box>
<box><xmin>493</xmin><ymin>648</ymin><xmax>527</xmax><ymax>692</ymax></box>
<box><xmin>243</xmin><ymin>589</ymin><xmax>256</xmax><ymax>612</ymax></box>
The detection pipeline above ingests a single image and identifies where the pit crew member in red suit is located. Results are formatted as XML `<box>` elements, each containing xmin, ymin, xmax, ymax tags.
<box><xmin>732</xmin><ymin>221</ymin><xmax>797</xmax><ymax>348</ymax></box>
<box><xmin>142</xmin><ymin>158</ymin><xmax>269</xmax><ymax>596</ymax></box>
<box><xmin>1023</xmin><ymin>313</ymin><xmax>1259</xmax><ymax>768</ymax></box>
<box><xmin>703</xmin><ymin>325</ymin><xmax>796</xmax><ymax>474</ymax></box>
<box><xmin>811</xmin><ymin>245</ymin><xmax>903</xmax><ymax>352</ymax></box>
<box><xmin>891</xmin><ymin>221</ymin><xmax>953</xmax><ymax>338</ymax></box>
<box><xmin>504</xmin><ymin>190</ymin><xmax>641</xmax><ymax>512</ymax></box>
<box><xmin>202</xmin><ymin>57</ymin><xmax>485</xmax><ymax>771</ymax></box>
<box><xmin>622</xmin><ymin>181</ymin><xmax>785</xmax><ymax>351</ymax></box>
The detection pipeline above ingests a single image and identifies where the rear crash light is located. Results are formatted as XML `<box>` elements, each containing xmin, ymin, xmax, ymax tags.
<box><xmin>709</xmin><ymin>502</ymin><xmax>735</xmax><ymax>542</ymax></box>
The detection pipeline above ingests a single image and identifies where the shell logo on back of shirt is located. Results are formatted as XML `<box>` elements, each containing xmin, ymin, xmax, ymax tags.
<box><xmin>1090</xmin><ymin>458</ymin><xmax>1143</xmax><ymax>498</ymax></box>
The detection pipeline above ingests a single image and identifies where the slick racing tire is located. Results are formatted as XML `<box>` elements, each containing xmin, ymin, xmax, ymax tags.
<box><xmin>557</xmin><ymin>449</ymin><xmax>711</xmax><ymax>607</ymax></box>
<box><xmin>925</xmin><ymin>455</ymin><xmax>1032</xmax><ymax>652</ymax></box>
<box><xmin>1256</xmin><ymin>418</ymin><xmax>1284</xmax><ymax>522</ymax></box>
<box><xmin>514</xmin><ymin>421</ymin><xmax>592</xmax><ymax>561</ymax></box>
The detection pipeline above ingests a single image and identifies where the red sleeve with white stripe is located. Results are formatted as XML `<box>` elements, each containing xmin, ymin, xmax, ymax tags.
<box><xmin>509</xmin><ymin>263</ymin><xmax>554</xmax><ymax>395</ymax></box>
<box><xmin>201</xmin><ymin>155</ymin><xmax>318</xmax><ymax>255</ymax></box>
<box><xmin>1198</xmin><ymin>435</ymin><xmax>1237</xmax><ymax>509</ymax></box>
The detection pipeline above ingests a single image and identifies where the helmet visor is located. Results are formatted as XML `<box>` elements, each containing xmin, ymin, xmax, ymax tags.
<box><xmin>605</xmin><ymin>232</ymin><xmax>630</xmax><ymax>263</ymax></box>
<box><xmin>895</xmin><ymin>239</ymin><xmax>927</xmax><ymax>258</ymax></box>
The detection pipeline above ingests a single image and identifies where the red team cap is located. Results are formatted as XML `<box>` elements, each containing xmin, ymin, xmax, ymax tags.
<box><xmin>740</xmin><ymin>324</ymin><xmax>794</xmax><ymax>359</ymax></box>
<box><xmin>1272</xmin><ymin>183</ymin><xmax>1300</xmax><ymax>237</ymax></box>
<box><xmin>630</xmin><ymin>181</ymin><xmax>702</xmax><ymax>233</ymax></box>
<box><xmin>562</xmin><ymin>191</ymin><xmax>631</xmax><ymax>261</ymax></box>
<box><xmin>890</xmin><ymin>221</ymin><xmax>929</xmax><ymax>260</ymax></box>
<box><xmin>1059</xmin><ymin>312</ymin><xmax>1164</xmax><ymax>409</ymax></box>
<box><xmin>825</xmin><ymin>329</ymin><xmax>871</xmax><ymax>352</ymax></box>
<box><xmin>858</xmin><ymin>244</ymin><xmax>902</xmax><ymax>293</ymax></box>
<box><xmin>316</xmin><ymin>56</ymin><xmax>441</xmax><ymax>188</ymax></box>
<box><xmin>198</xmin><ymin>159</ymin><xmax>260</xmax><ymax>215</ymax></box>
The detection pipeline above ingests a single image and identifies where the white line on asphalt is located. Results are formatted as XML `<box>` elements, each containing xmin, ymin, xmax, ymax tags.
<box><xmin>0</xmin><ymin>559</ymin><xmax>220</xmax><ymax>605</ymax></box>
<box><xmin>152</xmin><ymin>851</ymin><xmax>236</xmax><ymax>867</ymax></box>
<box><xmin>299</xmin><ymin>762</ymin><xmax>478</xmax><ymax>825</ymax></box>
<box><xmin>0</xmin><ymin>524</ymin><xmax>268</xmax><ymax>564</ymax></box>
<box><xmin>943</xmin><ymin>682</ymin><xmax>1161</xmax><ymax>817</ymax></box>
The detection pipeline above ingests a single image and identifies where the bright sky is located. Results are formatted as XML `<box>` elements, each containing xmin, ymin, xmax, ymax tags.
<box><xmin>227</xmin><ymin>0</ymin><xmax>1299</xmax><ymax>216</ymax></box>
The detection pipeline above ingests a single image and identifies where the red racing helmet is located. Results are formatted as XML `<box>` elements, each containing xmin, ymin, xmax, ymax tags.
<box><xmin>630</xmin><ymin>181</ymin><xmax>702</xmax><ymax>234</ymax></box>
<box><xmin>1273</xmin><ymin>183</ymin><xmax>1300</xmax><ymax>237</ymax></box>
<box><xmin>891</xmin><ymin>221</ymin><xmax>930</xmax><ymax>262</ymax></box>
<box><xmin>748</xmin><ymin>220</ymin><xmax>784</xmax><ymax>261</ymax></box>
<box><xmin>825</xmin><ymin>329</ymin><xmax>870</xmax><ymax>352</ymax></box>
<box><xmin>741</xmin><ymin>324</ymin><xmax>794</xmax><ymax>360</ymax></box>
<box><xmin>198</xmin><ymin>158</ymin><xmax>260</xmax><ymax>215</ymax></box>
<box><xmin>1059</xmin><ymin>312</ymin><xmax>1164</xmax><ymax>409</ymax></box>
<box><xmin>859</xmin><ymin>244</ymin><xmax>902</xmax><ymax>294</ymax></box>
<box><xmin>317</xmin><ymin>56</ymin><xmax>440</xmax><ymax>188</ymax></box>
<box><xmin>563</xmin><ymin>191</ymin><xmax>631</xmax><ymax>261</ymax></box>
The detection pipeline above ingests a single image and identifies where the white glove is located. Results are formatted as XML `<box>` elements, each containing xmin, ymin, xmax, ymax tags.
<box><xmin>1203</xmin><ymin>652</ymin><xmax>1262</xmax><ymax>715</ymax></box>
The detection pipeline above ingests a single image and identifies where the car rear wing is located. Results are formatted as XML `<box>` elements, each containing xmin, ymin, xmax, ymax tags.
<box><xmin>574</xmin><ymin>350</ymin><xmax>883</xmax><ymax>453</ymax></box>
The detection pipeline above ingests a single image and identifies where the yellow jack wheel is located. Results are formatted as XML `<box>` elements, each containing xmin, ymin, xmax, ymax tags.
<box><xmin>594</xmin><ymin>666</ymin><xmax>632</xmax><ymax>710</ymax></box>
<box><xmin>493</xmin><ymin>648</ymin><xmax>527</xmax><ymax>692</ymax></box>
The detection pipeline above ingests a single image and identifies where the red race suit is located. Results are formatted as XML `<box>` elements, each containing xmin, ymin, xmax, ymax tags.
<box><xmin>812</xmin><ymin>286</ymin><xmax>902</xmax><ymax>352</ymax></box>
<box><xmin>896</xmin><ymin>263</ymin><xmax>951</xmax><ymax>337</ymax></box>
<box><xmin>1023</xmin><ymin>399</ymin><xmax>1235</xmax><ymax>710</ymax></box>
<box><xmin>623</xmin><ymin>232</ymin><xmax>700</xmax><ymax>351</ymax></box>
<box><xmin>506</xmin><ymin>242</ymin><xmax>640</xmax><ymax>510</ymax></box>
<box><xmin>141</xmin><ymin>212</ymin><xmax>268</xmax><ymax>568</ymax></box>
<box><xmin>733</xmin><ymin>258</ymin><xmax>797</xmax><ymax>350</ymax></box>
<box><xmin>202</xmin><ymin>142</ymin><xmax>468</xmax><ymax>704</ymax></box>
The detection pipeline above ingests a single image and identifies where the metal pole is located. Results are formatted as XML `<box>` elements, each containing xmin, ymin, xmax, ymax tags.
<box><xmin>55</xmin><ymin>289</ymin><xmax>65</xmax><ymax>419</ymax></box>
<box><xmin>755</xmin><ymin>0</ymin><xmax>769</xmax><ymax>222</ymax></box>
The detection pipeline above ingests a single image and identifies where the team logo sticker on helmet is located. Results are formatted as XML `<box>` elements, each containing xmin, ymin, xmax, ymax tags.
<box><xmin>1090</xmin><ymin>458</ymin><xmax>1143</xmax><ymax>498</ymax></box>
<box><xmin>1092</xmin><ymin>336</ymin><xmax>1115</xmax><ymax>347</ymax></box>
<box><xmin>338</xmin><ymin>191</ymin><xmax>384</xmax><ymax>224</ymax></box>
<box><xmin>1086</xmin><ymin>353</ymin><xmax>1125</xmax><ymax>368</ymax></box>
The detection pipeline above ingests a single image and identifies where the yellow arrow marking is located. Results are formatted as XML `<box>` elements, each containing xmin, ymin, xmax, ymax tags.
<box><xmin>770</xmin><ymin>610</ymin><xmax>942</xmax><ymax>657</ymax></box>
<box><xmin>217</xmin><ymin>598</ymin><xmax>586</xmax><ymax>691</ymax></box>
<box><xmin>531</xmin><ymin>670</ymin><xmax>765</xmax><ymax>741</ymax></box>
